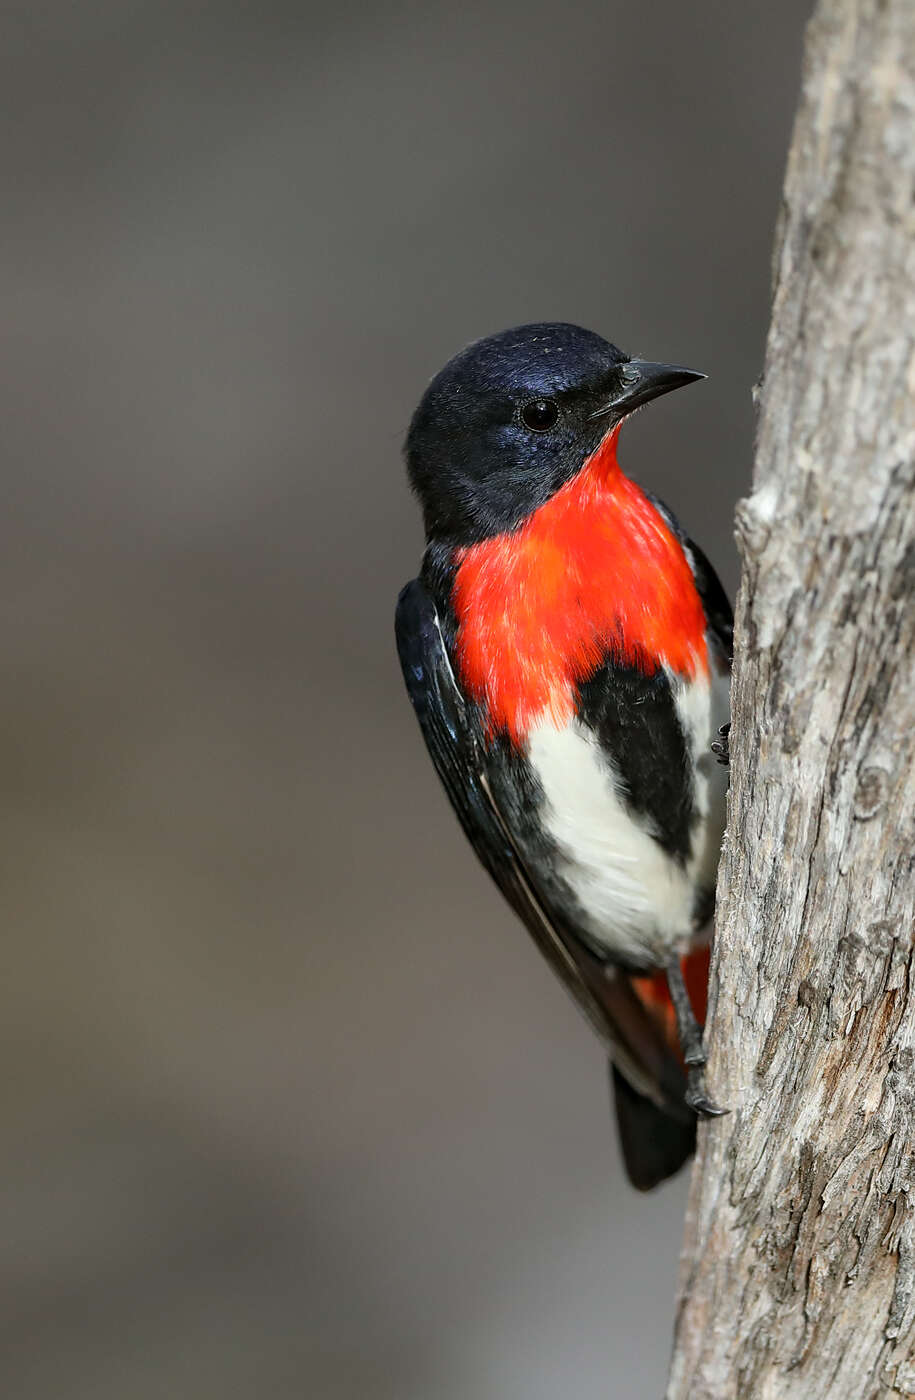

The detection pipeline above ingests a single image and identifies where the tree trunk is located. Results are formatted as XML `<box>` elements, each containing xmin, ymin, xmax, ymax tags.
<box><xmin>666</xmin><ymin>3</ymin><xmax>915</xmax><ymax>1397</ymax></box>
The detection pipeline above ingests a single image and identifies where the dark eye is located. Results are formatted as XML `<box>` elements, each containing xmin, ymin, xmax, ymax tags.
<box><xmin>520</xmin><ymin>398</ymin><xmax>559</xmax><ymax>431</ymax></box>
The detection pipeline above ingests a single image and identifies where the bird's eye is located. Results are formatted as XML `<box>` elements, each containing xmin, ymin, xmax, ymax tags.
<box><xmin>520</xmin><ymin>398</ymin><xmax>559</xmax><ymax>431</ymax></box>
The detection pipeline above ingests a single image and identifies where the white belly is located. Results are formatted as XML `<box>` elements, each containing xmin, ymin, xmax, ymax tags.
<box><xmin>525</xmin><ymin>664</ymin><xmax>729</xmax><ymax>967</ymax></box>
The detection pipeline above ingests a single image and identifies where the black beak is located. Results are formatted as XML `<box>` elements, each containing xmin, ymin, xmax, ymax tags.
<box><xmin>593</xmin><ymin>359</ymin><xmax>706</xmax><ymax>419</ymax></box>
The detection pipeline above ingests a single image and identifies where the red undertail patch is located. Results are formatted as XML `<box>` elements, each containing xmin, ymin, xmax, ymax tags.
<box><xmin>631</xmin><ymin>945</ymin><xmax>711</xmax><ymax>1062</ymax></box>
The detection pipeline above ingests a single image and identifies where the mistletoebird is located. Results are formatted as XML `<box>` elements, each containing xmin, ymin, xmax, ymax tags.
<box><xmin>395</xmin><ymin>323</ymin><xmax>731</xmax><ymax>1189</ymax></box>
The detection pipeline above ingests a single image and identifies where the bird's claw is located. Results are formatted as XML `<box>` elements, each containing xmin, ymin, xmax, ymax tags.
<box><xmin>711</xmin><ymin>722</ymin><xmax>730</xmax><ymax>767</ymax></box>
<box><xmin>686</xmin><ymin>1066</ymin><xmax>728</xmax><ymax>1118</ymax></box>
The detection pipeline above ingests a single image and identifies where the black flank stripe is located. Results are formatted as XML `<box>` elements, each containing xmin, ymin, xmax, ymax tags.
<box><xmin>574</xmin><ymin>662</ymin><xmax>695</xmax><ymax>863</ymax></box>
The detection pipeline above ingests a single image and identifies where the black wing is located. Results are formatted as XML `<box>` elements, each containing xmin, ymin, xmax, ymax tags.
<box><xmin>395</xmin><ymin>575</ymin><xmax>690</xmax><ymax>1124</ymax></box>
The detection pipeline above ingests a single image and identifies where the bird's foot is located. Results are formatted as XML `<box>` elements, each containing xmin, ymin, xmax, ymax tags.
<box><xmin>685</xmin><ymin>1062</ymin><xmax>728</xmax><ymax>1118</ymax></box>
<box><xmin>711</xmin><ymin>722</ymin><xmax>730</xmax><ymax>767</ymax></box>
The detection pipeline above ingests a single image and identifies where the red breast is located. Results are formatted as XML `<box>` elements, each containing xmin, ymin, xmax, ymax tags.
<box><xmin>452</xmin><ymin>426</ymin><xmax>709</xmax><ymax>746</ymax></box>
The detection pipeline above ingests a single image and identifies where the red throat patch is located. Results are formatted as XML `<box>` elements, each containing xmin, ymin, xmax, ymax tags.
<box><xmin>452</xmin><ymin>426</ymin><xmax>709</xmax><ymax>745</ymax></box>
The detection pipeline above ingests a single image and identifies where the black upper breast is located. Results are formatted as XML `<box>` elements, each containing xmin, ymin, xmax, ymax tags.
<box><xmin>574</xmin><ymin>662</ymin><xmax>696</xmax><ymax>863</ymax></box>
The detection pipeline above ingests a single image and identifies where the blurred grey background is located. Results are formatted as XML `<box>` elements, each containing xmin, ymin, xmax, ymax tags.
<box><xmin>2</xmin><ymin>3</ymin><xmax>807</xmax><ymax>1397</ymax></box>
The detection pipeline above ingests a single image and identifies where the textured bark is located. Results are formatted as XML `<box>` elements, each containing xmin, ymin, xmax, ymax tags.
<box><xmin>666</xmin><ymin>3</ymin><xmax>915</xmax><ymax>1398</ymax></box>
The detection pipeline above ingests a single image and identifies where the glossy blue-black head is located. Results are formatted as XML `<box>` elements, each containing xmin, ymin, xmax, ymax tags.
<box><xmin>405</xmin><ymin>322</ymin><xmax>704</xmax><ymax>545</ymax></box>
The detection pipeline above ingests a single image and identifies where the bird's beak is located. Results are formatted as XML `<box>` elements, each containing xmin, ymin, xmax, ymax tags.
<box><xmin>594</xmin><ymin>359</ymin><xmax>706</xmax><ymax>418</ymax></box>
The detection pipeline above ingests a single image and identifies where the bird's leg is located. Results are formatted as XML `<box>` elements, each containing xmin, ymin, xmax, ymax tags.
<box><xmin>666</xmin><ymin>956</ymin><xmax>727</xmax><ymax>1118</ymax></box>
<box><xmin>711</xmin><ymin>722</ymin><xmax>730</xmax><ymax>767</ymax></box>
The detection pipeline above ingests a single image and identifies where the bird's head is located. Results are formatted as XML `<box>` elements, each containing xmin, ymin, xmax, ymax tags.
<box><xmin>405</xmin><ymin>322</ymin><xmax>704</xmax><ymax>545</ymax></box>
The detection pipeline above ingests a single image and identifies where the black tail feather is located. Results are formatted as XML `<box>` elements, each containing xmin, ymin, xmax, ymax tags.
<box><xmin>610</xmin><ymin>1063</ymin><xmax>696</xmax><ymax>1191</ymax></box>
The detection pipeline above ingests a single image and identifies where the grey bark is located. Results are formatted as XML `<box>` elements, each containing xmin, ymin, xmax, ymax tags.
<box><xmin>666</xmin><ymin>3</ymin><xmax>915</xmax><ymax>1397</ymax></box>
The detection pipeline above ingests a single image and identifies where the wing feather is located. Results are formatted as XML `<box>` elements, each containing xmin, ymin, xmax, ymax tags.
<box><xmin>395</xmin><ymin>576</ymin><xmax>690</xmax><ymax>1119</ymax></box>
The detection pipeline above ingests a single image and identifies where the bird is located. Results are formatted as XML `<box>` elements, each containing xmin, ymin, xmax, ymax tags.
<box><xmin>395</xmin><ymin>323</ymin><xmax>731</xmax><ymax>1189</ymax></box>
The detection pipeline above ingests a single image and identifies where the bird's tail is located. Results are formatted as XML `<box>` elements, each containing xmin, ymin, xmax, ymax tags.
<box><xmin>610</xmin><ymin>1064</ymin><xmax>696</xmax><ymax>1191</ymax></box>
<box><xmin>607</xmin><ymin>945</ymin><xmax>711</xmax><ymax>1189</ymax></box>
